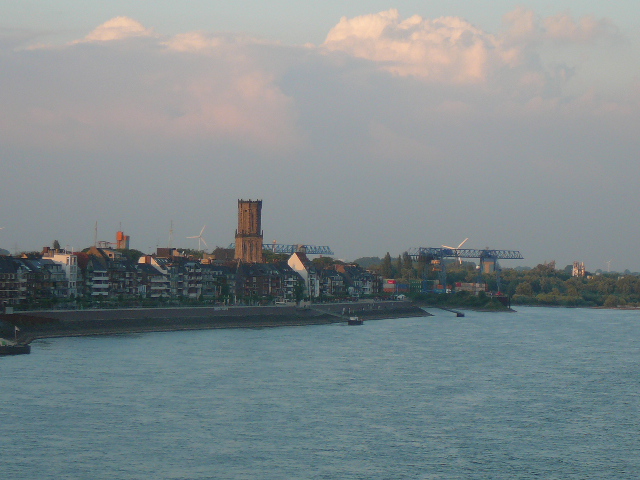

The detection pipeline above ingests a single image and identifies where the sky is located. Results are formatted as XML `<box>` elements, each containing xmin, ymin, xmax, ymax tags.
<box><xmin>1</xmin><ymin>1</ymin><xmax>639</xmax><ymax>271</ymax></box>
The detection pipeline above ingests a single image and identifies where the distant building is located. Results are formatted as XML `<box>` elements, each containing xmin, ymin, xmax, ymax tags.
<box><xmin>454</xmin><ymin>282</ymin><xmax>487</xmax><ymax>294</ymax></box>
<box><xmin>235</xmin><ymin>199</ymin><xmax>263</xmax><ymax>263</ymax></box>
<box><xmin>51</xmin><ymin>253</ymin><xmax>79</xmax><ymax>298</ymax></box>
<box><xmin>42</xmin><ymin>247</ymin><xmax>79</xmax><ymax>298</ymax></box>
<box><xmin>335</xmin><ymin>264</ymin><xmax>381</xmax><ymax>297</ymax></box>
<box><xmin>288</xmin><ymin>252</ymin><xmax>320</xmax><ymax>299</ymax></box>
<box><xmin>116</xmin><ymin>231</ymin><xmax>130</xmax><ymax>250</ymax></box>
<box><xmin>573</xmin><ymin>261</ymin><xmax>586</xmax><ymax>277</ymax></box>
<box><xmin>0</xmin><ymin>256</ymin><xmax>25</xmax><ymax>305</ymax></box>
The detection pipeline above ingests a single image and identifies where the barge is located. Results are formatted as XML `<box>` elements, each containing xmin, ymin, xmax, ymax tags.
<box><xmin>0</xmin><ymin>339</ymin><xmax>31</xmax><ymax>356</ymax></box>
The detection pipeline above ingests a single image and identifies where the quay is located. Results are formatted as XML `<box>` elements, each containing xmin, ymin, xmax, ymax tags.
<box><xmin>0</xmin><ymin>301</ymin><xmax>430</xmax><ymax>344</ymax></box>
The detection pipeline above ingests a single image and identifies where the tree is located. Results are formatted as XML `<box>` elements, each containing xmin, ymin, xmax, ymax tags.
<box><xmin>294</xmin><ymin>279</ymin><xmax>306</xmax><ymax>303</ymax></box>
<box><xmin>312</xmin><ymin>257</ymin><xmax>338</xmax><ymax>269</ymax></box>
<box><xmin>416</xmin><ymin>255</ymin><xmax>427</xmax><ymax>279</ymax></box>
<box><xmin>116</xmin><ymin>249</ymin><xmax>145</xmax><ymax>263</ymax></box>
<box><xmin>381</xmin><ymin>252</ymin><xmax>393</xmax><ymax>278</ymax></box>
<box><xmin>352</xmin><ymin>257</ymin><xmax>382</xmax><ymax>269</ymax></box>
<box><xmin>401</xmin><ymin>251</ymin><xmax>415</xmax><ymax>279</ymax></box>
<box><xmin>395</xmin><ymin>255</ymin><xmax>402</xmax><ymax>278</ymax></box>
<box><xmin>604</xmin><ymin>295</ymin><xmax>618</xmax><ymax>308</ymax></box>
<box><xmin>263</xmin><ymin>250</ymin><xmax>289</xmax><ymax>263</ymax></box>
<box><xmin>52</xmin><ymin>240</ymin><xmax>61</xmax><ymax>251</ymax></box>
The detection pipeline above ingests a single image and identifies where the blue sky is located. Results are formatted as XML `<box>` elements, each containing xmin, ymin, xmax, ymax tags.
<box><xmin>1</xmin><ymin>2</ymin><xmax>639</xmax><ymax>272</ymax></box>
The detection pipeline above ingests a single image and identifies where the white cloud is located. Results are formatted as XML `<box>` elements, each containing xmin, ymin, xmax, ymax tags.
<box><xmin>322</xmin><ymin>8</ymin><xmax>622</xmax><ymax>96</ymax></box>
<box><xmin>0</xmin><ymin>11</ymin><xmax>639</xmax><ymax>269</ymax></box>
<box><xmin>162</xmin><ymin>32</ymin><xmax>223</xmax><ymax>52</ymax></box>
<box><xmin>323</xmin><ymin>9</ymin><xmax>508</xmax><ymax>83</ymax></box>
<box><xmin>0</xmin><ymin>18</ymin><xmax>301</xmax><ymax>153</ymax></box>
<box><xmin>76</xmin><ymin>16</ymin><xmax>155</xmax><ymax>43</ymax></box>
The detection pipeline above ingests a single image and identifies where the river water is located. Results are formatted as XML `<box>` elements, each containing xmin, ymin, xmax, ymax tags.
<box><xmin>1</xmin><ymin>307</ymin><xmax>639</xmax><ymax>479</ymax></box>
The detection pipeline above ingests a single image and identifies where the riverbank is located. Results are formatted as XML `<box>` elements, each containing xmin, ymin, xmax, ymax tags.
<box><xmin>0</xmin><ymin>301</ymin><xmax>430</xmax><ymax>343</ymax></box>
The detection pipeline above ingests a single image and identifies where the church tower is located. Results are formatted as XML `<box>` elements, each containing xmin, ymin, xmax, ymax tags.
<box><xmin>235</xmin><ymin>199</ymin><xmax>263</xmax><ymax>263</ymax></box>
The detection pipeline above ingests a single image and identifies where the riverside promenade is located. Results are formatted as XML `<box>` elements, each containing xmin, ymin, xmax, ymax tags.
<box><xmin>0</xmin><ymin>301</ymin><xmax>430</xmax><ymax>343</ymax></box>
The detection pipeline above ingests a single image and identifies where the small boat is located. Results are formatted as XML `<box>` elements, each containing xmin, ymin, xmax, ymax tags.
<box><xmin>0</xmin><ymin>338</ymin><xmax>31</xmax><ymax>356</ymax></box>
<box><xmin>348</xmin><ymin>316</ymin><xmax>363</xmax><ymax>325</ymax></box>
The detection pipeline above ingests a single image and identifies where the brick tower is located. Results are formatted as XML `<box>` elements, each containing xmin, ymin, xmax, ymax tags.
<box><xmin>235</xmin><ymin>199</ymin><xmax>263</xmax><ymax>263</ymax></box>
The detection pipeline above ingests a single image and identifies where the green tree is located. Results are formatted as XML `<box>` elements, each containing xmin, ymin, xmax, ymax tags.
<box><xmin>604</xmin><ymin>295</ymin><xmax>619</xmax><ymax>308</ymax></box>
<box><xmin>381</xmin><ymin>252</ymin><xmax>393</xmax><ymax>278</ymax></box>
<box><xmin>395</xmin><ymin>255</ymin><xmax>402</xmax><ymax>278</ymax></box>
<box><xmin>116</xmin><ymin>249</ymin><xmax>145</xmax><ymax>263</ymax></box>
<box><xmin>515</xmin><ymin>281</ymin><xmax>533</xmax><ymax>296</ymax></box>
<box><xmin>52</xmin><ymin>240</ymin><xmax>61</xmax><ymax>251</ymax></box>
<box><xmin>294</xmin><ymin>279</ymin><xmax>306</xmax><ymax>303</ymax></box>
<box><xmin>312</xmin><ymin>257</ymin><xmax>337</xmax><ymax>269</ymax></box>
<box><xmin>401</xmin><ymin>252</ymin><xmax>415</xmax><ymax>279</ymax></box>
<box><xmin>263</xmin><ymin>251</ymin><xmax>289</xmax><ymax>263</ymax></box>
<box><xmin>353</xmin><ymin>257</ymin><xmax>382</xmax><ymax>269</ymax></box>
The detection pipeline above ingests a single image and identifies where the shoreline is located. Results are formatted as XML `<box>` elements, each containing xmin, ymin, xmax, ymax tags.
<box><xmin>0</xmin><ymin>302</ymin><xmax>430</xmax><ymax>344</ymax></box>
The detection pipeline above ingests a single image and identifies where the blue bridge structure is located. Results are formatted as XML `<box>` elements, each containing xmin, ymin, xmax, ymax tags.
<box><xmin>407</xmin><ymin>247</ymin><xmax>523</xmax><ymax>294</ymax></box>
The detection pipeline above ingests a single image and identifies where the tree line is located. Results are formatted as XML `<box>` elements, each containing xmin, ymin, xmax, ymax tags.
<box><xmin>355</xmin><ymin>254</ymin><xmax>640</xmax><ymax>308</ymax></box>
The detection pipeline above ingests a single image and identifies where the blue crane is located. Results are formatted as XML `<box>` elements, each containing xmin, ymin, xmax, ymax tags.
<box><xmin>408</xmin><ymin>247</ymin><xmax>523</xmax><ymax>294</ymax></box>
<box><xmin>228</xmin><ymin>243</ymin><xmax>334</xmax><ymax>255</ymax></box>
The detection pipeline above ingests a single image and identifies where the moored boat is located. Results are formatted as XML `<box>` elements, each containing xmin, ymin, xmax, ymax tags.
<box><xmin>0</xmin><ymin>338</ymin><xmax>31</xmax><ymax>355</ymax></box>
<box><xmin>348</xmin><ymin>316</ymin><xmax>363</xmax><ymax>325</ymax></box>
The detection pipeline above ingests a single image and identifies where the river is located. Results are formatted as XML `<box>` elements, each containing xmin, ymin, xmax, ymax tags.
<box><xmin>1</xmin><ymin>306</ymin><xmax>638</xmax><ymax>479</ymax></box>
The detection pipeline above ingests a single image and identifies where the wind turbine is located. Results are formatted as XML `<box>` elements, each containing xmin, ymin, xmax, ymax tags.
<box><xmin>442</xmin><ymin>238</ymin><xmax>468</xmax><ymax>264</ymax></box>
<box><xmin>187</xmin><ymin>225</ymin><xmax>208</xmax><ymax>251</ymax></box>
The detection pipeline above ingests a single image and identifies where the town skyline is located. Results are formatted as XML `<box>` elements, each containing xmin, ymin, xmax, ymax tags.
<box><xmin>1</xmin><ymin>3</ymin><xmax>639</xmax><ymax>271</ymax></box>
<box><xmin>0</xmin><ymin>221</ymin><xmax>630</xmax><ymax>274</ymax></box>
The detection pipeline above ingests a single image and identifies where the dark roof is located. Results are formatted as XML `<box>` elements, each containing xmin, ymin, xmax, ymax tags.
<box><xmin>0</xmin><ymin>256</ymin><xmax>18</xmax><ymax>274</ymax></box>
<box><xmin>293</xmin><ymin>252</ymin><xmax>312</xmax><ymax>266</ymax></box>
<box><xmin>136</xmin><ymin>263</ymin><xmax>166</xmax><ymax>276</ymax></box>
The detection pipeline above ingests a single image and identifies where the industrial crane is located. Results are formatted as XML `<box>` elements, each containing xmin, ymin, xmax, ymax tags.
<box><xmin>408</xmin><ymin>246</ymin><xmax>523</xmax><ymax>294</ymax></box>
<box><xmin>228</xmin><ymin>243</ymin><xmax>334</xmax><ymax>255</ymax></box>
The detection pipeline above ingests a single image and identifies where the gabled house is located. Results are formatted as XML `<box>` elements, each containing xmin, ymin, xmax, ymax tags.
<box><xmin>235</xmin><ymin>262</ymin><xmax>283</xmax><ymax>304</ymax></box>
<box><xmin>21</xmin><ymin>258</ymin><xmax>68</xmax><ymax>299</ymax></box>
<box><xmin>183</xmin><ymin>260</ymin><xmax>203</xmax><ymax>299</ymax></box>
<box><xmin>319</xmin><ymin>268</ymin><xmax>347</xmax><ymax>298</ymax></box>
<box><xmin>287</xmin><ymin>252</ymin><xmax>320</xmax><ymax>300</ymax></box>
<box><xmin>200</xmin><ymin>263</ymin><xmax>235</xmax><ymax>302</ymax></box>
<box><xmin>0</xmin><ymin>256</ymin><xmax>22</xmax><ymax>306</ymax></box>
<box><xmin>136</xmin><ymin>262</ymin><xmax>170</xmax><ymax>298</ymax></box>
<box><xmin>83</xmin><ymin>254</ymin><xmax>110</xmax><ymax>297</ymax></box>
<box><xmin>48</xmin><ymin>251</ymin><xmax>79</xmax><ymax>298</ymax></box>
<box><xmin>273</xmin><ymin>261</ymin><xmax>304</xmax><ymax>303</ymax></box>
<box><xmin>335</xmin><ymin>264</ymin><xmax>382</xmax><ymax>297</ymax></box>
<box><xmin>82</xmin><ymin>247</ymin><xmax>138</xmax><ymax>297</ymax></box>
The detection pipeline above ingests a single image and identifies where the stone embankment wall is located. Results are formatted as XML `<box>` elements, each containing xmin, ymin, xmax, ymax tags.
<box><xmin>0</xmin><ymin>301</ymin><xmax>429</xmax><ymax>343</ymax></box>
<box><xmin>312</xmin><ymin>301</ymin><xmax>431</xmax><ymax>320</ymax></box>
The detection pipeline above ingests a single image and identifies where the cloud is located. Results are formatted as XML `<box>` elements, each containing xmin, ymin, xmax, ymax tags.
<box><xmin>503</xmin><ymin>7</ymin><xmax>618</xmax><ymax>44</ymax></box>
<box><xmin>0</xmin><ymin>11</ymin><xmax>639</xmax><ymax>269</ymax></box>
<box><xmin>322</xmin><ymin>8</ymin><xmax>622</xmax><ymax>96</ymax></box>
<box><xmin>2</xmin><ymin>11</ymin><xmax>632</xmax><ymax>160</ymax></box>
<box><xmin>75</xmin><ymin>16</ymin><xmax>155</xmax><ymax>43</ymax></box>
<box><xmin>543</xmin><ymin>12</ymin><xmax>616</xmax><ymax>43</ymax></box>
<box><xmin>0</xmin><ymin>18</ymin><xmax>301</xmax><ymax>154</ymax></box>
<box><xmin>162</xmin><ymin>32</ymin><xmax>223</xmax><ymax>52</ymax></box>
<box><xmin>323</xmin><ymin>9</ymin><xmax>508</xmax><ymax>83</ymax></box>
